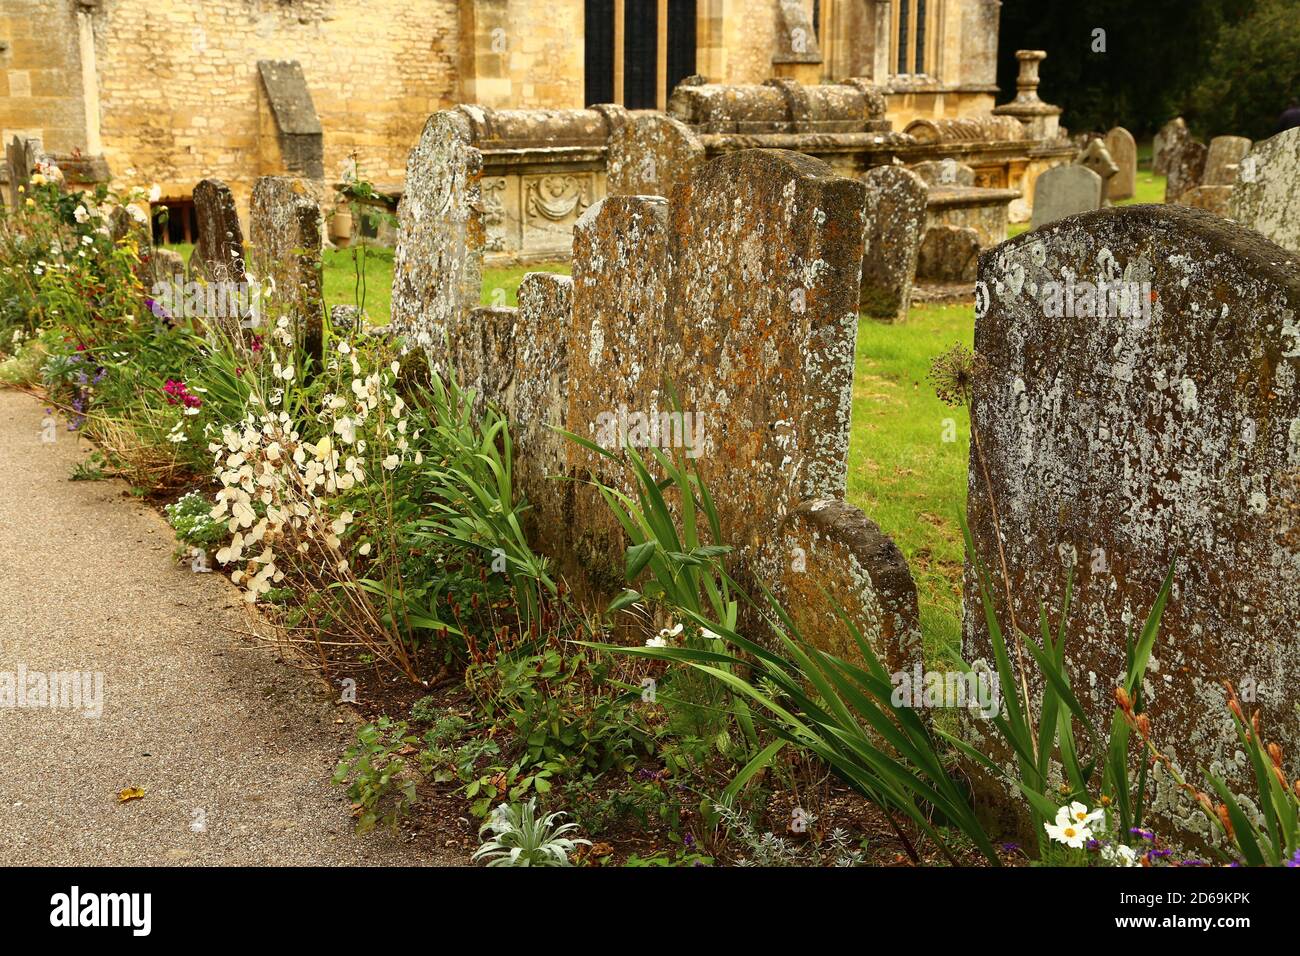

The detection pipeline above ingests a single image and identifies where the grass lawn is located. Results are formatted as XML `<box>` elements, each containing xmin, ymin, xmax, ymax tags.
<box><xmin>164</xmin><ymin>166</ymin><xmax>1166</xmax><ymax>659</ymax></box>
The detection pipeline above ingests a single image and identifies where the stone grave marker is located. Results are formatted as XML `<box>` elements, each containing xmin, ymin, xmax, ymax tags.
<box><xmin>1029</xmin><ymin>164</ymin><xmax>1102</xmax><ymax>230</ymax></box>
<box><xmin>859</xmin><ymin>165</ymin><xmax>926</xmax><ymax>321</ymax></box>
<box><xmin>1229</xmin><ymin>127</ymin><xmax>1300</xmax><ymax>255</ymax></box>
<box><xmin>1203</xmin><ymin>135</ymin><xmax>1253</xmax><ymax>186</ymax></box>
<box><xmin>1104</xmin><ymin>126</ymin><xmax>1136</xmax><ymax>200</ymax></box>
<box><xmin>967</xmin><ymin>203</ymin><xmax>1300</xmax><ymax>847</ymax></box>
<box><xmin>249</xmin><ymin>176</ymin><xmax>324</xmax><ymax>363</ymax></box>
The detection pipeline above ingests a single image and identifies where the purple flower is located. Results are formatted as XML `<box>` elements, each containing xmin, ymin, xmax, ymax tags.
<box><xmin>1286</xmin><ymin>849</ymin><xmax>1300</xmax><ymax>869</ymax></box>
<box><xmin>1000</xmin><ymin>842</ymin><xmax>1020</xmax><ymax>852</ymax></box>
<box><xmin>683</xmin><ymin>832</ymin><xmax>696</xmax><ymax>849</ymax></box>
<box><xmin>1130</xmin><ymin>827</ymin><xmax>1155</xmax><ymax>841</ymax></box>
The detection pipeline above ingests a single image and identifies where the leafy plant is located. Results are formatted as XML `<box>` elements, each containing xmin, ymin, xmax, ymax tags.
<box><xmin>471</xmin><ymin>798</ymin><xmax>590</xmax><ymax>867</ymax></box>
<box><xmin>332</xmin><ymin>717</ymin><xmax>421</xmax><ymax>834</ymax></box>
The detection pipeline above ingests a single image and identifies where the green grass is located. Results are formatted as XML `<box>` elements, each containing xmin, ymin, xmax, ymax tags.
<box><xmin>848</xmin><ymin>304</ymin><xmax>973</xmax><ymax>656</ymax></box>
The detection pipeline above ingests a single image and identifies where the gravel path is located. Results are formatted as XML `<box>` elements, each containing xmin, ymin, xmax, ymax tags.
<box><xmin>0</xmin><ymin>389</ymin><xmax>460</xmax><ymax>865</ymax></box>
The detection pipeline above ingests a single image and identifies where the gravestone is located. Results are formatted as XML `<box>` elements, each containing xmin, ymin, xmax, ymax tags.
<box><xmin>1077</xmin><ymin>139</ymin><xmax>1119</xmax><ymax>203</ymax></box>
<box><xmin>1104</xmin><ymin>126</ymin><xmax>1136</xmax><ymax>200</ymax></box>
<box><xmin>1229</xmin><ymin>127</ymin><xmax>1300</xmax><ymax>255</ymax></box>
<box><xmin>918</xmin><ymin>224</ymin><xmax>980</xmax><ymax>283</ymax></box>
<box><xmin>859</xmin><ymin>165</ymin><xmax>927</xmax><ymax>321</ymax></box>
<box><xmin>567</xmin><ymin>195</ymin><xmax>673</xmax><ymax>584</ymax></box>
<box><xmin>1164</xmin><ymin>139</ymin><xmax>1207</xmax><ymax>203</ymax></box>
<box><xmin>1178</xmin><ymin>184</ymin><xmax>1233</xmax><ymax>218</ymax></box>
<box><xmin>967</xmin><ymin>204</ymin><xmax>1300</xmax><ymax>848</ymax></box>
<box><xmin>512</xmin><ymin>273</ymin><xmax>574</xmax><ymax>555</ymax></box>
<box><xmin>249</xmin><ymin>176</ymin><xmax>324</xmax><ymax>363</ymax></box>
<box><xmin>189</xmin><ymin>179</ymin><xmax>246</xmax><ymax>285</ymax></box>
<box><xmin>1153</xmin><ymin>117</ymin><xmax>1188</xmax><ymax>175</ymax></box>
<box><xmin>606</xmin><ymin>111</ymin><xmax>705</xmax><ymax>201</ymax></box>
<box><xmin>1029</xmin><ymin>164</ymin><xmax>1102</xmax><ymax>230</ymax></box>
<box><xmin>5</xmin><ymin>136</ymin><xmax>38</xmax><ymax>209</ymax></box>
<box><xmin>1203</xmin><ymin>135</ymin><xmax>1252</xmax><ymax>186</ymax></box>
<box><xmin>391</xmin><ymin>110</ymin><xmax>484</xmax><ymax>358</ymax></box>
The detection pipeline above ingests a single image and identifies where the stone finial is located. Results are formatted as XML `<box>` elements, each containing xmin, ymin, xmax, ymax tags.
<box><xmin>992</xmin><ymin>50</ymin><xmax>1062</xmax><ymax>142</ymax></box>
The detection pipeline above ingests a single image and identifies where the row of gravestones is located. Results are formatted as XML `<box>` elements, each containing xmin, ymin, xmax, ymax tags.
<box><xmin>1155</xmin><ymin>116</ymin><xmax>1255</xmax><ymax>217</ymax></box>
<box><xmin>184</xmin><ymin>111</ymin><xmax>1300</xmax><ymax>850</ymax></box>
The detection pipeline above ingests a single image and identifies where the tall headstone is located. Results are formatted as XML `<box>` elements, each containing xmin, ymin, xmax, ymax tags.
<box><xmin>1229</xmin><ymin>127</ymin><xmax>1300</xmax><ymax>254</ymax></box>
<box><xmin>1104</xmin><ymin>126</ymin><xmax>1137</xmax><ymax>200</ymax></box>
<box><xmin>5</xmin><ymin>136</ymin><xmax>38</xmax><ymax>209</ymax></box>
<box><xmin>967</xmin><ymin>204</ymin><xmax>1300</xmax><ymax>848</ymax></box>
<box><xmin>189</xmin><ymin>179</ymin><xmax>246</xmax><ymax>285</ymax></box>
<box><xmin>1165</xmin><ymin>139</ymin><xmax>1207</xmax><ymax>203</ymax></box>
<box><xmin>859</xmin><ymin>165</ymin><xmax>926</xmax><ymax>322</ymax></box>
<box><xmin>1203</xmin><ymin>135</ymin><xmax>1253</xmax><ymax>186</ymax></box>
<box><xmin>1153</xmin><ymin>117</ymin><xmax>1188</xmax><ymax>176</ymax></box>
<box><xmin>567</xmin><ymin>195</ymin><xmax>673</xmax><ymax>582</ymax></box>
<box><xmin>249</xmin><ymin>176</ymin><xmax>324</xmax><ymax>363</ymax></box>
<box><xmin>1030</xmin><ymin>164</ymin><xmax>1102</xmax><ymax>230</ymax></box>
<box><xmin>391</xmin><ymin>110</ymin><xmax>484</xmax><ymax>358</ymax></box>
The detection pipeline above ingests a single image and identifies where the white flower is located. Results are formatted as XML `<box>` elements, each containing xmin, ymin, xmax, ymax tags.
<box><xmin>1101</xmin><ymin>843</ymin><xmax>1141</xmax><ymax>867</ymax></box>
<box><xmin>1058</xmin><ymin>802</ymin><xmax>1105</xmax><ymax>828</ymax></box>
<box><xmin>382</xmin><ymin>454</ymin><xmax>399</xmax><ymax>471</ymax></box>
<box><xmin>81</xmin><ymin>234</ymin><xmax>93</xmax><ymax>246</ymax></box>
<box><xmin>1044</xmin><ymin>819</ymin><xmax>1093</xmax><ymax>849</ymax></box>
<box><xmin>645</xmin><ymin>635</ymin><xmax>667</xmax><ymax>648</ymax></box>
<box><xmin>148</xmin><ymin>184</ymin><xmax>161</xmax><ymax>203</ymax></box>
<box><xmin>125</xmin><ymin>203</ymin><xmax>148</xmax><ymax>224</ymax></box>
<box><xmin>701</xmin><ymin>628</ymin><xmax>721</xmax><ymax>641</ymax></box>
<box><xmin>359</xmin><ymin>542</ymin><xmax>371</xmax><ymax>557</ymax></box>
<box><xmin>74</xmin><ymin>204</ymin><xmax>90</xmax><ymax>224</ymax></box>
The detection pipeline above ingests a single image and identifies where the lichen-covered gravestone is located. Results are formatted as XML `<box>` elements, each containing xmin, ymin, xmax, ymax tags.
<box><xmin>1203</xmin><ymin>135</ymin><xmax>1253</xmax><ymax>186</ymax></box>
<box><xmin>966</xmin><ymin>204</ymin><xmax>1300</xmax><ymax>848</ymax></box>
<box><xmin>1229</xmin><ymin>127</ymin><xmax>1300</xmax><ymax>255</ymax></box>
<box><xmin>1104</xmin><ymin>127</ymin><xmax>1136</xmax><ymax>200</ymax></box>
<box><xmin>189</xmin><ymin>179</ymin><xmax>246</xmax><ymax>286</ymax></box>
<box><xmin>1164</xmin><ymin>139</ymin><xmax>1207</xmax><ymax>203</ymax></box>
<box><xmin>606</xmin><ymin>111</ymin><xmax>705</xmax><ymax>201</ymax></box>
<box><xmin>391</xmin><ymin>110</ymin><xmax>484</xmax><ymax>359</ymax></box>
<box><xmin>1153</xmin><ymin>117</ymin><xmax>1188</xmax><ymax>176</ymax></box>
<box><xmin>859</xmin><ymin>165</ymin><xmax>926</xmax><ymax>321</ymax></box>
<box><xmin>249</xmin><ymin>176</ymin><xmax>324</xmax><ymax>364</ymax></box>
<box><xmin>917</xmin><ymin>224</ymin><xmax>980</xmax><ymax>283</ymax></box>
<box><xmin>1178</xmin><ymin>184</ymin><xmax>1233</xmax><ymax>218</ymax></box>
<box><xmin>1029</xmin><ymin>164</ymin><xmax>1102</xmax><ymax>230</ymax></box>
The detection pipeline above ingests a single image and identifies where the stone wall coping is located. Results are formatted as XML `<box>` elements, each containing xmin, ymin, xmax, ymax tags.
<box><xmin>926</xmin><ymin>186</ymin><xmax>1022</xmax><ymax>207</ymax></box>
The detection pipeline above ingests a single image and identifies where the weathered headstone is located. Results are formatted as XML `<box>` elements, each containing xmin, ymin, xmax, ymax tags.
<box><xmin>1104</xmin><ymin>126</ymin><xmax>1137</xmax><ymax>200</ymax></box>
<box><xmin>859</xmin><ymin>165</ymin><xmax>927</xmax><ymax>321</ymax></box>
<box><xmin>567</xmin><ymin>195</ymin><xmax>673</xmax><ymax>585</ymax></box>
<box><xmin>1153</xmin><ymin>117</ymin><xmax>1188</xmax><ymax>175</ymax></box>
<box><xmin>1164</xmin><ymin>139</ymin><xmax>1207</xmax><ymax>203</ymax></box>
<box><xmin>249</xmin><ymin>176</ymin><xmax>324</xmax><ymax>363</ymax></box>
<box><xmin>967</xmin><ymin>204</ymin><xmax>1300</xmax><ymax>848</ymax></box>
<box><xmin>1030</xmin><ymin>164</ymin><xmax>1102</xmax><ymax>230</ymax></box>
<box><xmin>1203</xmin><ymin>135</ymin><xmax>1253</xmax><ymax>186</ymax></box>
<box><xmin>512</xmin><ymin>272</ymin><xmax>574</xmax><ymax>554</ymax></box>
<box><xmin>606</xmin><ymin>111</ymin><xmax>705</xmax><ymax>201</ymax></box>
<box><xmin>189</xmin><ymin>179</ymin><xmax>246</xmax><ymax>285</ymax></box>
<box><xmin>1229</xmin><ymin>127</ymin><xmax>1300</xmax><ymax>254</ymax></box>
<box><xmin>918</xmin><ymin>224</ymin><xmax>980</xmax><ymax>283</ymax></box>
<box><xmin>1077</xmin><ymin>139</ymin><xmax>1119</xmax><ymax>202</ymax></box>
<box><xmin>1178</xmin><ymin>184</ymin><xmax>1234</xmax><ymax>218</ymax></box>
<box><xmin>391</xmin><ymin>110</ymin><xmax>484</xmax><ymax>357</ymax></box>
<box><xmin>5</xmin><ymin>136</ymin><xmax>38</xmax><ymax>209</ymax></box>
